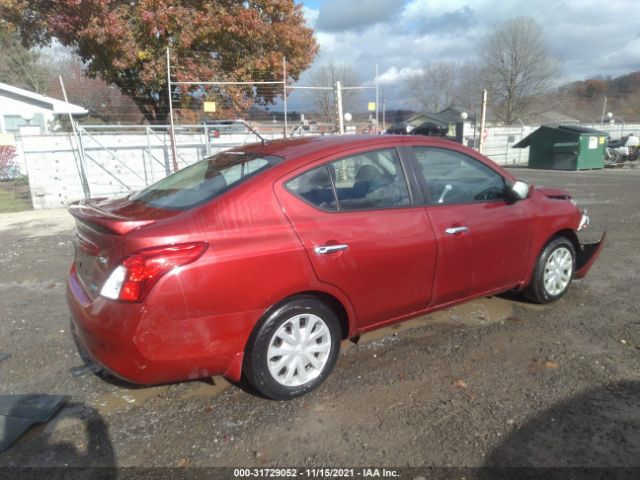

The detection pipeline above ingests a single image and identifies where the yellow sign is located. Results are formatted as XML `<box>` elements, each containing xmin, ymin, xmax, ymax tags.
<box><xmin>204</xmin><ymin>101</ymin><xmax>216</xmax><ymax>113</ymax></box>
<box><xmin>599</xmin><ymin>136</ymin><xmax>606</xmax><ymax>144</ymax></box>
<box><xmin>367</xmin><ymin>102</ymin><xmax>376</xmax><ymax>111</ymax></box>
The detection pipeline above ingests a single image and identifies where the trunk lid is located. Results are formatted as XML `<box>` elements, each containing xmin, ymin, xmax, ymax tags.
<box><xmin>69</xmin><ymin>196</ymin><xmax>183</xmax><ymax>298</ymax></box>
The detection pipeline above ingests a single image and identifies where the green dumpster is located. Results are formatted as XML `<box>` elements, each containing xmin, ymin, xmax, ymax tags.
<box><xmin>513</xmin><ymin>125</ymin><xmax>607</xmax><ymax>170</ymax></box>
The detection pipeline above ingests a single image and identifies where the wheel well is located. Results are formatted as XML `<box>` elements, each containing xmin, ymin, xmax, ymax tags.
<box><xmin>549</xmin><ymin>229</ymin><xmax>580</xmax><ymax>253</ymax></box>
<box><xmin>261</xmin><ymin>291</ymin><xmax>351</xmax><ymax>340</ymax></box>
<box><xmin>306</xmin><ymin>291</ymin><xmax>350</xmax><ymax>339</ymax></box>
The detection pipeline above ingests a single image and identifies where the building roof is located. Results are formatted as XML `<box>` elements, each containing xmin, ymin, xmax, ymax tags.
<box><xmin>513</xmin><ymin>124</ymin><xmax>608</xmax><ymax>148</ymax></box>
<box><xmin>0</xmin><ymin>81</ymin><xmax>88</xmax><ymax>115</ymax></box>
<box><xmin>406</xmin><ymin>112</ymin><xmax>449</xmax><ymax>127</ymax></box>
<box><xmin>407</xmin><ymin>106</ymin><xmax>472</xmax><ymax>126</ymax></box>
<box><xmin>437</xmin><ymin>106</ymin><xmax>469</xmax><ymax>123</ymax></box>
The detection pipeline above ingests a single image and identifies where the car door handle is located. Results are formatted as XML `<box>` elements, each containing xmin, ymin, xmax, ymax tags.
<box><xmin>314</xmin><ymin>244</ymin><xmax>349</xmax><ymax>255</ymax></box>
<box><xmin>445</xmin><ymin>226</ymin><xmax>469</xmax><ymax>235</ymax></box>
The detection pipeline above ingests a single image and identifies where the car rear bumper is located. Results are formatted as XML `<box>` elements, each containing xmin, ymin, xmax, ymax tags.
<box><xmin>575</xmin><ymin>232</ymin><xmax>606</xmax><ymax>279</ymax></box>
<box><xmin>66</xmin><ymin>267</ymin><xmax>254</xmax><ymax>384</ymax></box>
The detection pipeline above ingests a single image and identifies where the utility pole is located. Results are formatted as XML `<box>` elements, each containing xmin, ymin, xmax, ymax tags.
<box><xmin>336</xmin><ymin>81</ymin><xmax>344</xmax><ymax>135</ymax></box>
<box><xmin>600</xmin><ymin>96</ymin><xmax>607</xmax><ymax>127</ymax></box>
<box><xmin>283</xmin><ymin>56</ymin><xmax>288</xmax><ymax>139</ymax></box>
<box><xmin>375</xmin><ymin>63</ymin><xmax>379</xmax><ymax>134</ymax></box>
<box><xmin>382</xmin><ymin>88</ymin><xmax>386</xmax><ymax>132</ymax></box>
<box><xmin>478</xmin><ymin>89</ymin><xmax>488</xmax><ymax>154</ymax></box>
<box><xmin>166</xmin><ymin>47</ymin><xmax>178</xmax><ymax>172</ymax></box>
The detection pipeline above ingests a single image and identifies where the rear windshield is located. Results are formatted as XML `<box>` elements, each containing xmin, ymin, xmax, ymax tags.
<box><xmin>130</xmin><ymin>152</ymin><xmax>282</xmax><ymax>210</ymax></box>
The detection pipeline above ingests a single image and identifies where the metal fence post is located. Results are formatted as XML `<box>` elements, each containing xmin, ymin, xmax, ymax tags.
<box><xmin>162</xmin><ymin>132</ymin><xmax>171</xmax><ymax>176</ymax></box>
<box><xmin>505</xmin><ymin>126</ymin><xmax>512</xmax><ymax>165</ymax></box>
<box><xmin>145</xmin><ymin>127</ymin><xmax>153</xmax><ymax>184</ymax></box>
<box><xmin>336</xmin><ymin>81</ymin><xmax>344</xmax><ymax>135</ymax></box>
<box><xmin>204</xmin><ymin>124</ymin><xmax>210</xmax><ymax>157</ymax></box>
<box><xmin>76</xmin><ymin>126</ymin><xmax>91</xmax><ymax>196</ymax></box>
<box><xmin>519</xmin><ymin>124</ymin><xmax>524</xmax><ymax>165</ymax></box>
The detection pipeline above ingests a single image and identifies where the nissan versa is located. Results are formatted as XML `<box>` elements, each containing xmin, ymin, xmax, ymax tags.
<box><xmin>67</xmin><ymin>135</ymin><xmax>605</xmax><ymax>400</ymax></box>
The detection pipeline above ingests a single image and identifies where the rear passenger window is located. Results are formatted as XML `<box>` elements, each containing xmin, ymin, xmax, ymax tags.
<box><xmin>330</xmin><ymin>149</ymin><xmax>410</xmax><ymax>210</ymax></box>
<box><xmin>286</xmin><ymin>148</ymin><xmax>411</xmax><ymax>211</ymax></box>
<box><xmin>286</xmin><ymin>165</ymin><xmax>337</xmax><ymax>211</ymax></box>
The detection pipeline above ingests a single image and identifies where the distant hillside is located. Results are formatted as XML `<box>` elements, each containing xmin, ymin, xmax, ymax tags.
<box><xmin>557</xmin><ymin>71</ymin><xmax>640</xmax><ymax>122</ymax></box>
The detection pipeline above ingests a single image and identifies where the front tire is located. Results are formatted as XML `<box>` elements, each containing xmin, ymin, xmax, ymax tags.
<box><xmin>244</xmin><ymin>296</ymin><xmax>341</xmax><ymax>400</ymax></box>
<box><xmin>525</xmin><ymin>237</ymin><xmax>576</xmax><ymax>304</ymax></box>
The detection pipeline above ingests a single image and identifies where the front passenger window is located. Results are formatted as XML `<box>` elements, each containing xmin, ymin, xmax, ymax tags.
<box><xmin>413</xmin><ymin>147</ymin><xmax>507</xmax><ymax>205</ymax></box>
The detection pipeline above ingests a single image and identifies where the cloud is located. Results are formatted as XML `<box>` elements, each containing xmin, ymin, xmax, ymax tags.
<box><xmin>377</xmin><ymin>66</ymin><xmax>423</xmax><ymax>85</ymax></box>
<box><xmin>315</xmin><ymin>0</ymin><xmax>402</xmax><ymax>32</ymax></box>
<box><xmin>291</xmin><ymin>0</ymin><xmax>640</xmax><ymax>110</ymax></box>
<box><xmin>301</xmin><ymin>5</ymin><xmax>320</xmax><ymax>28</ymax></box>
<box><xmin>405</xmin><ymin>7</ymin><xmax>478</xmax><ymax>35</ymax></box>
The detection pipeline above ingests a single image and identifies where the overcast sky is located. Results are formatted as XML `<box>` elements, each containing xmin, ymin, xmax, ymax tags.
<box><xmin>292</xmin><ymin>0</ymin><xmax>640</xmax><ymax>109</ymax></box>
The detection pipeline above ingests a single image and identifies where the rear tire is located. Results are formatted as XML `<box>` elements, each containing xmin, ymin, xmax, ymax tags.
<box><xmin>244</xmin><ymin>296</ymin><xmax>341</xmax><ymax>400</ymax></box>
<box><xmin>525</xmin><ymin>237</ymin><xmax>576</xmax><ymax>304</ymax></box>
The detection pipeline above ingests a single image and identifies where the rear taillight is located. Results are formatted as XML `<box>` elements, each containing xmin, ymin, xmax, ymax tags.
<box><xmin>100</xmin><ymin>242</ymin><xmax>208</xmax><ymax>302</ymax></box>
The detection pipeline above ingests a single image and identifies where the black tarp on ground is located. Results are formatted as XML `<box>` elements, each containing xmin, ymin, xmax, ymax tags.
<box><xmin>0</xmin><ymin>394</ymin><xmax>69</xmax><ymax>453</ymax></box>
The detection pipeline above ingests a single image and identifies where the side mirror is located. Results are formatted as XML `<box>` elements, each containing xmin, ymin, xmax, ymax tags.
<box><xmin>509</xmin><ymin>180</ymin><xmax>530</xmax><ymax>200</ymax></box>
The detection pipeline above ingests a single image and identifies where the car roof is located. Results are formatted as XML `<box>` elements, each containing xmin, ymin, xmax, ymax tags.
<box><xmin>222</xmin><ymin>134</ymin><xmax>516</xmax><ymax>186</ymax></box>
<box><xmin>237</xmin><ymin>134</ymin><xmax>461</xmax><ymax>166</ymax></box>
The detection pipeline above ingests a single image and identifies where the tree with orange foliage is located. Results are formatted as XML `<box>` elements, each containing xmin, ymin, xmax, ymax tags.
<box><xmin>0</xmin><ymin>0</ymin><xmax>318</xmax><ymax>123</ymax></box>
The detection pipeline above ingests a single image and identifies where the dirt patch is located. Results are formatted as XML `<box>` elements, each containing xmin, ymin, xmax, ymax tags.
<box><xmin>0</xmin><ymin>168</ymin><xmax>639</xmax><ymax>470</ymax></box>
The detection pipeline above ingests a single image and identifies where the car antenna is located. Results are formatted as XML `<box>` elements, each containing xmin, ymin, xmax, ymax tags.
<box><xmin>242</xmin><ymin>120</ymin><xmax>268</xmax><ymax>145</ymax></box>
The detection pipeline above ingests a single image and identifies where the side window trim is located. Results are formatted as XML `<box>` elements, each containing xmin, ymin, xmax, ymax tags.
<box><xmin>327</xmin><ymin>164</ymin><xmax>341</xmax><ymax>212</ymax></box>
<box><xmin>403</xmin><ymin>146</ymin><xmax>436</xmax><ymax>205</ymax></box>
<box><xmin>396</xmin><ymin>145</ymin><xmax>424</xmax><ymax>206</ymax></box>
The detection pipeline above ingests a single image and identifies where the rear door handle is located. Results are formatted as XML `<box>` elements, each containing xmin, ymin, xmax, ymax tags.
<box><xmin>314</xmin><ymin>244</ymin><xmax>349</xmax><ymax>255</ymax></box>
<box><xmin>445</xmin><ymin>226</ymin><xmax>469</xmax><ymax>235</ymax></box>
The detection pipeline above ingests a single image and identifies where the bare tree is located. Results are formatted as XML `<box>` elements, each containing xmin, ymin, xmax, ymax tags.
<box><xmin>307</xmin><ymin>63</ymin><xmax>361</xmax><ymax>123</ymax></box>
<box><xmin>0</xmin><ymin>27</ymin><xmax>51</xmax><ymax>93</ymax></box>
<box><xmin>453</xmin><ymin>62</ymin><xmax>485</xmax><ymax>112</ymax></box>
<box><xmin>47</xmin><ymin>54</ymin><xmax>144</xmax><ymax>124</ymax></box>
<box><xmin>406</xmin><ymin>62</ymin><xmax>459</xmax><ymax>112</ymax></box>
<box><xmin>478</xmin><ymin>17</ymin><xmax>560</xmax><ymax>124</ymax></box>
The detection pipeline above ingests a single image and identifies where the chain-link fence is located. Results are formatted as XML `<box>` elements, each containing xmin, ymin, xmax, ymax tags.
<box><xmin>6</xmin><ymin>121</ymin><xmax>640</xmax><ymax>212</ymax></box>
<box><xmin>2</xmin><ymin>45</ymin><xmax>640</xmax><ymax>212</ymax></box>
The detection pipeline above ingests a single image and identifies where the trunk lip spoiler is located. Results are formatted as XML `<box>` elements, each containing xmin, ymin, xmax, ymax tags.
<box><xmin>575</xmin><ymin>232</ymin><xmax>606</xmax><ymax>279</ymax></box>
<box><xmin>68</xmin><ymin>203</ymin><xmax>156</xmax><ymax>235</ymax></box>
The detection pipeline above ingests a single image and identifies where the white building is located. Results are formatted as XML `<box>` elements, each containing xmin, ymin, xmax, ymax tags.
<box><xmin>0</xmin><ymin>81</ymin><xmax>87</xmax><ymax>136</ymax></box>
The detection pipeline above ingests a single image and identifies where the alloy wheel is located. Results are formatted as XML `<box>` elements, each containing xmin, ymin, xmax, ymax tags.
<box><xmin>266</xmin><ymin>313</ymin><xmax>332</xmax><ymax>387</ymax></box>
<box><xmin>543</xmin><ymin>246</ymin><xmax>573</xmax><ymax>296</ymax></box>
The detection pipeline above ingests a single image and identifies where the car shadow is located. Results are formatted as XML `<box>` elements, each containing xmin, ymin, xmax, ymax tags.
<box><xmin>0</xmin><ymin>399</ymin><xmax>116</xmax><ymax>477</ymax></box>
<box><xmin>495</xmin><ymin>290</ymin><xmax>533</xmax><ymax>304</ymax></box>
<box><xmin>478</xmin><ymin>381</ymin><xmax>640</xmax><ymax>479</ymax></box>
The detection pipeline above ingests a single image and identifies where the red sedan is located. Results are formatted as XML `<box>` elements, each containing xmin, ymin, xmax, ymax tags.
<box><xmin>67</xmin><ymin>135</ymin><xmax>604</xmax><ymax>400</ymax></box>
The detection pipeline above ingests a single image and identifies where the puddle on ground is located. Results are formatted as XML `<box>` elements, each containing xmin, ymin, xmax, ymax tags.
<box><xmin>14</xmin><ymin>297</ymin><xmax>541</xmax><ymax>447</ymax></box>
<box><xmin>357</xmin><ymin>296</ymin><xmax>516</xmax><ymax>345</ymax></box>
<box><xmin>93</xmin><ymin>377</ymin><xmax>233</xmax><ymax>416</ymax></box>
<box><xmin>94</xmin><ymin>385</ymin><xmax>169</xmax><ymax>416</ymax></box>
<box><xmin>178</xmin><ymin>377</ymin><xmax>230</xmax><ymax>400</ymax></box>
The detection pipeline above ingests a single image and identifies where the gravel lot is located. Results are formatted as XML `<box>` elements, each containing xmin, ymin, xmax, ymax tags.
<box><xmin>0</xmin><ymin>166</ymin><xmax>639</xmax><ymax>475</ymax></box>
